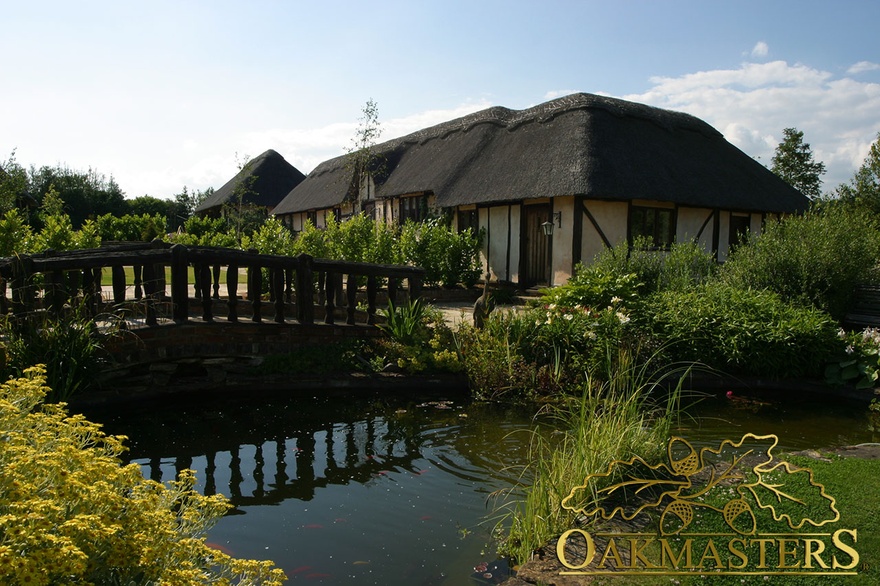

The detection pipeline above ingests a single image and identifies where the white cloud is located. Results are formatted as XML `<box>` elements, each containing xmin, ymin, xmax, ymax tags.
<box><xmin>750</xmin><ymin>41</ymin><xmax>769</xmax><ymax>58</ymax></box>
<box><xmin>626</xmin><ymin>60</ymin><xmax>880</xmax><ymax>190</ymax></box>
<box><xmin>544</xmin><ymin>90</ymin><xmax>581</xmax><ymax>101</ymax></box>
<box><xmin>848</xmin><ymin>61</ymin><xmax>880</xmax><ymax>74</ymax></box>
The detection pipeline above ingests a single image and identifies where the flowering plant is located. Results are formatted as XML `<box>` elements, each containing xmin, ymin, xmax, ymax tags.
<box><xmin>0</xmin><ymin>366</ymin><xmax>286</xmax><ymax>585</ymax></box>
<box><xmin>825</xmin><ymin>327</ymin><xmax>880</xmax><ymax>390</ymax></box>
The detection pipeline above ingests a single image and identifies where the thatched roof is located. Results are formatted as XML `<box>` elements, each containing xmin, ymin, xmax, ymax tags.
<box><xmin>196</xmin><ymin>149</ymin><xmax>306</xmax><ymax>214</ymax></box>
<box><xmin>273</xmin><ymin>93</ymin><xmax>808</xmax><ymax>215</ymax></box>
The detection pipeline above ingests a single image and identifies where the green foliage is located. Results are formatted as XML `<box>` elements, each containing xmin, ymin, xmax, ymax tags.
<box><xmin>719</xmin><ymin>205</ymin><xmax>880</xmax><ymax>320</ymax></box>
<box><xmin>399</xmin><ymin>219</ymin><xmax>482</xmax><ymax>287</ymax></box>
<box><xmin>241</xmin><ymin>217</ymin><xmax>295</xmax><ymax>255</ymax></box>
<box><xmin>589</xmin><ymin>236</ymin><xmax>664</xmax><ymax>293</ymax></box>
<box><xmin>647</xmin><ymin>281</ymin><xmax>840</xmax><ymax>378</ymax></box>
<box><xmin>541</xmin><ymin>264</ymin><xmax>641</xmax><ymax>310</ymax></box>
<box><xmin>825</xmin><ymin>327</ymin><xmax>880</xmax><ymax>389</ymax></box>
<box><xmin>495</xmin><ymin>348</ymin><xmax>685</xmax><ymax>564</ymax></box>
<box><xmin>835</xmin><ymin>132</ymin><xmax>880</xmax><ymax>213</ymax></box>
<box><xmin>771</xmin><ymin>127</ymin><xmax>826</xmax><ymax>198</ymax></box>
<box><xmin>290</xmin><ymin>219</ymin><xmax>328</xmax><ymax>258</ymax></box>
<box><xmin>657</xmin><ymin>239</ymin><xmax>717</xmax><ymax>292</ymax></box>
<box><xmin>0</xmin><ymin>209</ymin><xmax>34</xmax><ymax>255</ymax></box>
<box><xmin>95</xmin><ymin>213</ymin><xmax>167</xmax><ymax>242</ymax></box>
<box><xmin>2</xmin><ymin>307</ymin><xmax>106</xmax><ymax>402</ymax></box>
<box><xmin>455</xmin><ymin>301</ymin><xmax>641</xmax><ymax>402</ymax></box>
<box><xmin>0</xmin><ymin>366</ymin><xmax>286</xmax><ymax>585</ymax></box>
<box><xmin>370</xmin><ymin>299</ymin><xmax>461</xmax><ymax>374</ymax></box>
<box><xmin>0</xmin><ymin>150</ymin><xmax>28</xmax><ymax>214</ymax></box>
<box><xmin>171</xmin><ymin>215</ymin><xmax>237</xmax><ymax>248</ymax></box>
<box><xmin>323</xmin><ymin>213</ymin><xmax>400</xmax><ymax>264</ymax></box>
<box><xmin>28</xmin><ymin>164</ymin><xmax>127</xmax><ymax>228</ymax></box>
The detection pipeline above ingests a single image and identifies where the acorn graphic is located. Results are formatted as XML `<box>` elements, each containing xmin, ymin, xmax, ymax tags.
<box><xmin>660</xmin><ymin>499</ymin><xmax>694</xmax><ymax>535</ymax></box>
<box><xmin>668</xmin><ymin>438</ymin><xmax>700</xmax><ymax>477</ymax></box>
<box><xmin>723</xmin><ymin>498</ymin><xmax>756</xmax><ymax>535</ymax></box>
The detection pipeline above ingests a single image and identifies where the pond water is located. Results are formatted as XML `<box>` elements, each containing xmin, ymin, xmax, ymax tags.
<box><xmin>85</xmin><ymin>387</ymin><xmax>877</xmax><ymax>585</ymax></box>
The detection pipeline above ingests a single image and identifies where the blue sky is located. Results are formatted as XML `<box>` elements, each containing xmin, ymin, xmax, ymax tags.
<box><xmin>3</xmin><ymin>0</ymin><xmax>879</xmax><ymax>199</ymax></box>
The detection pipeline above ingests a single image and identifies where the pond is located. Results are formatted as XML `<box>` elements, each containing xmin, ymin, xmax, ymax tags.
<box><xmin>85</xmin><ymin>387</ymin><xmax>877</xmax><ymax>585</ymax></box>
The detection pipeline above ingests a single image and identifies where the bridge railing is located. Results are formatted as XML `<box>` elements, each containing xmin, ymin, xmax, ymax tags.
<box><xmin>0</xmin><ymin>241</ymin><xmax>424</xmax><ymax>327</ymax></box>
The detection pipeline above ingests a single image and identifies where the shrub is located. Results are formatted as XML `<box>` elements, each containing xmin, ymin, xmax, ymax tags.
<box><xmin>2</xmin><ymin>307</ymin><xmax>106</xmax><ymax>402</ymax></box>
<box><xmin>540</xmin><ymin>264</ymin><xmax>641</xmax><ymax>310</ymax></box>
<box><xmin>0</xmin><ymin>209</ymin><xmax>34</xmax><ymax>255</ymax></box>
<box><xmin>95</xmin><ymin>213</ymin><xmax>167</xmax><ymax>242</ymax></box>
<box><xmin>647</xmin><ymin>281</ymin><xmax>840</xmax><ymax>378</ymax></box>
<box><xmin>719</xmin><ymin>205</ymin><xmax>880</xmax><ymax>320</ymax></box>
<box><xmin>241</xmin><ymin>217</ymin><xmax>295</xmax><ymax>256</ymax></box>
<box><xmin>0</xmin><ymin>366</ymin><xmax>286</xmax><ymax>585</ymax></box>
<box><xmin>399</xmin><ymin>219</ymin><xmax>481</xmax><ymax>287</ymax></box>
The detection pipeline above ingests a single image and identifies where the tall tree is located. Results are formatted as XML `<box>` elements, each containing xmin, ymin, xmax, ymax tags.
<box><xmin>28</xmin><ymin>165</ymin><xmax>126</xmax><ymax>227</ymax></box>
<box><xmin>771</xmin><ymin>127</ymin><xmax>826</xmax><ymax>198</ymax></box>
<box><xmin>344</xmin><ymin>99</ymin><xmax>384</xmax><ymax>210</ymax></box>
<box><xmin>836</xmin><ymin>133</ymin><xmax>880</xmax><ymax>213</ymax></box>
<box><xmin>0</xmin><ymin>150</ymin><xmax>29</xmax><ymax>214</ymax></box>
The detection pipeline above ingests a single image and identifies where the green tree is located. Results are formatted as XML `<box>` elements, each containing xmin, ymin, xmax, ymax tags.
<box><xmin>172</xmin><ymin>185</ymin><xmax>213</xmax><ymax>229</ymax></box>
<box><xmin>836</xmin><ymin>133</ymin><xmax>880</xmax><ymax>213</ymax></box>
<box><xmin>28</xmin><ymin>164</ymin><xmax>127</xmax><ymax>227</ymax></box>
<box><xmin>344</xmin><ymin>99</ymin><xmax>384</xmax><ymax>209</ymax></box>
<box><xmin>771</xmin><ymin>127</ymin><xmax>826</xmax><ymax>198</ymax></box>
<box><xmin>0</xmin><ymin>150</ymin><xmax>28</xmax><ymax>214</ymax></box>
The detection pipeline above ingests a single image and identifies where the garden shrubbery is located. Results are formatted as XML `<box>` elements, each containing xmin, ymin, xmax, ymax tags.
<box><xmin>719</xmin><ymin>205</ymin><xmax>880</xmax><ymax>320</ymax></box>
<box><xmin>646</xmin><ymin>281</ymin><xmax>840</xmax><ymax>378</ymax></box>
<box><xmin>0</xmin><ymin>366</ymin><xmax>286</xmax><ymax>585</ymax></box>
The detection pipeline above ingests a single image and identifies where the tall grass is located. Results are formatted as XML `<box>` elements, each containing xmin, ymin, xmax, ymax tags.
<box><xmin>494</xmin><ymin>348</ymin><xmax>692</xmax><ymax>564</ymax></box>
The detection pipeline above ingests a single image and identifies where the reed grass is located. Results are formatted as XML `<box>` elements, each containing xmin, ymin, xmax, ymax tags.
<box><xmin>494</xmin><ymin>348</ymin><xmax>693</xmax><ymax>564</ymax></box>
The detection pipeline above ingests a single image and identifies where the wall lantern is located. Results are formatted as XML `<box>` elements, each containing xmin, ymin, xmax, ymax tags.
<box><xmin>541</xmin><ymin>211</ymin><xmax>562</xmax><ymax>237</ymax></box>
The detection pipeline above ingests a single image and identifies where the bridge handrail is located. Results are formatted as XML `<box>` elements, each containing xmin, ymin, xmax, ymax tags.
<box><xmin>0</xmin><ymin>241</ymin><xmax>424</xmax><ymax>327</ymax></box>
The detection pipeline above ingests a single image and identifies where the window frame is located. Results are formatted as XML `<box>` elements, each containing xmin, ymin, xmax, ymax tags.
<box><xmin>629</xmin><ymin>204</ymin><xmax>676</xmax><ymax>250</ymax></box>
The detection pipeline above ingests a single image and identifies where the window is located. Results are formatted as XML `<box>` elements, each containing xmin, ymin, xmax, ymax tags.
<box><xmin>306</xmin><ymin>211</ymin><xmax>317</xmax><ymax>227</ymax></box>
<box><xmin>729</xmin><ymin>214</ymin><xmax>751</xmax><ymax>248</ymax></box>
<box><xmin>630</xmin><ymin>206</ymin><xmax>675</xmax><ymax>249</ymax></box>
<box><xmin>399</xmin><ymin>196</ymin><xmax>425</xmax><ymax>224</ymax></box>
<box><xmin>458</xmin><ymin>208</ymin><xmax>478</xmax><ymax>234</ymax></box>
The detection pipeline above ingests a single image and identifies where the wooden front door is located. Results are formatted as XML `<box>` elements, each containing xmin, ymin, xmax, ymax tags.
<box><xmin>522</xmin><ymin>204</ymin><xmax>551</xmax><ymax>287</ymax></box>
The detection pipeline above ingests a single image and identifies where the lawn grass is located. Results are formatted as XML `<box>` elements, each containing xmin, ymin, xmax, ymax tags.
<box><xmin>97</xmin><ymin>266</ymin><xmax>230</xmax><ymax>288</ymax></box>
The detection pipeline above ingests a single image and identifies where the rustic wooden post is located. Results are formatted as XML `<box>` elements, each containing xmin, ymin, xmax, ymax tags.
<box><xmin>0</xmin><ymin>278</ymin><xmax>7</xmax><ymax>316</ymax></box>
<box><xmin>133</xmin><ymin>265</ymin><xmax>143</xmax><ymax>300</ymax></box>
<box><xmin>387</xmin><ymin>277</ymin><xmax>398</xmax><ymax>308</ymax></box>
<box><xmin>273</xmin><ymin>268</ymin><xmax>285</xmax><ymax>323</ymax></box>
<box><xmin>212</xmin><ymin>264</ymin><xmax>221</xmax><ymax>299</ymax></box>
<box><xmin>317</xmin><ymin>271</ymin><xmax>326</xmax><ymax>306</ymax></box>
<box><xmin>198</xmin><ymin>262</ymin><xmax>212</xmax><ymax>322</ymax></box>
<box><xmin>296</xmin><ymin>253</ymin><xmax>314</xmax><ymax>325</ymax></box>
<box><xmin>10</xmin><ymin>255</ymin><xmax>33</xmax><ymax>320</ymax></box>
<box><xmin>285</xmin><ymin>268</ymin><xmax>294</xmax><ymax>303</ymax></box>
<box><xmin>409</xmin><ymin>274</ymin><xmax>423</xmax><ymax>301</ymax></box>
<box><xmin>142</xmin><ymin>262</ymin><xmax>158</xmax><ymax>326</ymax></box>
<box><xmin>324</xmin><ymin>271</ymin><xmax>336</xmax><ymax>325</ymax></box>
<box><xmin>346</xmin><ymin>274</ymin><xmax>358</xmax><ymax>325</ymax></box>
<box><xmin>111</xmin><ymin>265</ymin><xmax>126</xmax><ymax>304</ymax></box>
<box><xmin>248</xmin><ymin>255</ymin><xmax>262</xmax><ymax>323</ymax></box>
<box><xmin>227</xmin><ymin>263</ymin><xmax>239</xmax><ymax>322</ymax></box>
<box><xmin>81</xmin><ymin>267</ymin><xmax>97</xmax><ymax>318</ymax></box>
<box><xmin>334</xmin><ymin>273</ymin><xmax>344</xmax><ymax>308</ymax></box>
<box><xmin>367</xmin><ymin>275</ymin><xmax>377</xmax><ymax>325</ymax></box>
<box><xmin>170</xmin><ymin>244</ymin><xmax>189</xmax><ymax>324</ymax></box>
<box><xmin>46</xmin><ymin>270</ymin><xmax>65</xmax><ymax>317</ymax></box>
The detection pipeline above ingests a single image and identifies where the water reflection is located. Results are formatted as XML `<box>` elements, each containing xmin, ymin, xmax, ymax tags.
<box><xmin>88</xmin><ymin>392</ymin><xmax>535</xmax><ymax>584</ymax></box>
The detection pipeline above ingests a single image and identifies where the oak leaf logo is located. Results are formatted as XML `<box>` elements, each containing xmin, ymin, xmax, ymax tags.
<box><xmin>561</xmin><ymin>434</ymin><xmax>839</xmax><ymax>535</ymax></box>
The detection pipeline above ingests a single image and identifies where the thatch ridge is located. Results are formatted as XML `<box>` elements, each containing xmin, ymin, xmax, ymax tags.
<box><xmin>272</xmin><ymin>93</ymin><xmax>806</xmax><ymax>216</ymax></box>
<box><xmin>196</xmin><ymin>149</ymin><xmax>306</xmax><ymax>213</ymax></box>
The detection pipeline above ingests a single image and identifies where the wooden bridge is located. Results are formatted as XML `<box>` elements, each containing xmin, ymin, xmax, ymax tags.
<box><xmin>0</xmin><ymin>242</ymin><xmax>427</xmax><ymax>399</ymax></box>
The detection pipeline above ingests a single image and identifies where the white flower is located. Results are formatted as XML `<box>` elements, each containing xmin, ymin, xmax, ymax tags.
<box><xmin>846</xmin><ymin>345</ymin><xmax>855</xmax><ymax>355</ymax></box>
<box><xmin>585</xmin><ymin>331</ymin><xmax>597</xmax><ymax>340</ymax></box>
<box><xmin>564</xmin><ymin>314</ymin><xmax>574</xmax><ymax>321</ymax></box>
<box><xmin>616</xmin><ymin>311</ymin><xmax>630</xmax><ymax>324</ymax></box>
<box><xmin>611</xmin><ymin>296</ymin><xmax>622</xmax><ymax>304</ymax></box>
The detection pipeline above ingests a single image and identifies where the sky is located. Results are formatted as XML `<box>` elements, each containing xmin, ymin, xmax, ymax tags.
<box><xmin>3</xmin><ymin>0</ymin><xmax>879</xmax><ymax>200</ymax></box>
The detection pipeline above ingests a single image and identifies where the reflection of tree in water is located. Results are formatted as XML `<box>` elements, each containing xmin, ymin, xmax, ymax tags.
<box><xmin>91</xmin><ymin>395</ymin><xmax>430</xmax><ymax>508</ymax></box>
